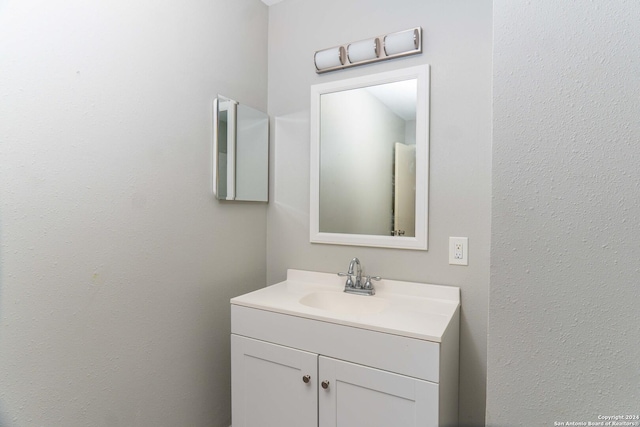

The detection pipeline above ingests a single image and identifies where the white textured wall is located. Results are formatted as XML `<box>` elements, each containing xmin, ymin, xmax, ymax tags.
<box><xmin>267</xmin><ymin>0</ymin><xmax>493</xmax><ymax>424</ymax></box>
<box><xmin>0</xmin><ymin>1</ymin><xmax>267</xmax><ymax>426</ymax></box>
<box><xmin>488</xmin><ymin>1</ymin><xmax>640</xmax><ymax>425</ymax></box>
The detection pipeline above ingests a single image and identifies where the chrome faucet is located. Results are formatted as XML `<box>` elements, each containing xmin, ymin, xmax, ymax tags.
<box><xmin>348</xmin><ymin>257</ymin><xmax>362</xmax><ymax>288</ymax></box>
<box><xmin>338</xmin><ymin>257</ymin><xmax>381</xmax><ymax>296</ymax></box>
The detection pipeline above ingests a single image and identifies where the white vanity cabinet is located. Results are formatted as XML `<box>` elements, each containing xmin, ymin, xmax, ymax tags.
<box><xmin>230</xmin><ymin>269</ymin><xmax>460</xmax><ymax>427</ymax></box>
<box><xmin>231</xmin><ymin>335</ymin><xmax>317</xmax><ymax>427</ymax></box>
<box><xmin>232</xmin><ymin>334</ymin><xmax>439</xmax><ymax>427</ymax></box>
<box><xmin>318</xmin><ymin>355</ymin><xmax>439</xmax><ymax>427</ymax></box>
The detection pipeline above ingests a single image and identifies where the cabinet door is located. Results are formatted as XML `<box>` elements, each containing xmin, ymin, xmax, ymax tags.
<box><xmin>318</xmin><ymin>356</ymin><xmax>439</xmax><ymax>427</ymax></box>
<box><xmin>231</xmin><ymin>335</ymin><xmax>317</xmax><ymax>427</ymax></box>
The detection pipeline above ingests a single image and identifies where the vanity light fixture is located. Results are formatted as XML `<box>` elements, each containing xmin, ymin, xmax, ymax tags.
<box><xmin>347</xmin><ymin>38</ymin><xmax>380</xmax><ymax>63</ymax></box>
<box><xmin>384</xmin><ymin>28</ymin><xmax>421</xmax><ymax>56</ymax></box>
<box><xmin>314</xmin><ymin>27</ymin><xmax>422</xmax><ymax>74</ymax></box>
<box><xmin>314</xmin><ymin>46</ymin><xmax>347</xmax><ymax>71</ymax></box>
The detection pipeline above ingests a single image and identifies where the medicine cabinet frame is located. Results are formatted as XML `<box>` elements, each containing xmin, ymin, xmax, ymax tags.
<box><xmin>212</xmin><ymin>95</ymin><xmax>269</xmax><ymax>202</ymax></box>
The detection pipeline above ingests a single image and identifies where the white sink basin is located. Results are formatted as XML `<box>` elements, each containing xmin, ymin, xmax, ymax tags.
<box><xmin>230</xmin><ymin>269</ymin><xmax>460</xmax><ymax>342</ymax></box>
<box><xmin>299</xmin><ymin>291</ymin><xmax>388</xmax><ymax>315</ymax></box>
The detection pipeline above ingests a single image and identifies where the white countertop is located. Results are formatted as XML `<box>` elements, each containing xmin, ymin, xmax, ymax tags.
<box><xmin>231</xmin><ymin>269</ymin><xmax>460</xmax><ymax>343</ymax></box>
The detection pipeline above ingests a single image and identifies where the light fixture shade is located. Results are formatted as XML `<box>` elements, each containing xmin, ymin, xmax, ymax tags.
<box><xmin>314</xmin><ymin>27</ymin><xmax>422</xmax><ymax>74</ymax></box>
<box><xmin>347</xmin><ymin>38</ymin><xmax>380</xmax><ymax>63</ymax></box>
<box><xmin>384</xmin><ymin>29</ymin><xmax>419</xmax><ymax>56</ymax></box>
<box><xmin>314</xmin><ymin>46</ymin><xmax>346</xmax><ymax>71</ymax></box>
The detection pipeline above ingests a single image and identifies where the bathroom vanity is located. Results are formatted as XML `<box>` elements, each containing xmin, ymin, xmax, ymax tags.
<box><xmin>230</xmin><ymin>269</ymin><xmax>460</xmax><ymax>427</ymax></box>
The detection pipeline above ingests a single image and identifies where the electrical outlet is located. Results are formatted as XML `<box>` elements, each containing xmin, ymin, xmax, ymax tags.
<box><xmin>449</xmin><ymin>237</ymin><xmax>468</xmax><ymax>266</ymax></box>
<box><xmin>454</xmin><ymin>243</ymin><xmax>464</xmax><ymax>259</ymax></box>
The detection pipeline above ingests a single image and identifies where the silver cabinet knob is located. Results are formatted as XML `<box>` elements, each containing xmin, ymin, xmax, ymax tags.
<box><xmin>321</xmin><ymin>380</ymin><xmax>330</xmax><ymax>390</ymax></box>
<box><xmin>302</xmin><ymin>375</ymin><xmax>311</xmax><ymax>384</ymax></box>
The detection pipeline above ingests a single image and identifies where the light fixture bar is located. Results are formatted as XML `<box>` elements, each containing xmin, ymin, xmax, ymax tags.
<box><xmin>314</xmin><ymin>27</ymin><xmax>422</xmax><ymax>74</ymax></box>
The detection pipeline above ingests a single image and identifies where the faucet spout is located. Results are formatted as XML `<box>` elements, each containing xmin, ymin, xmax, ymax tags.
<box><xmin>347</xmin><ymin>257</ymin><xmax>362</xmax><ymax>288</ymax></box>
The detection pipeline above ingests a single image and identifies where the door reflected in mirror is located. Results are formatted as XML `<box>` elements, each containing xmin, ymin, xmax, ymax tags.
<box><xmin>310</xmin><ymin>65</ymin><xmax>429</xmax><ymax>250</ymax></box>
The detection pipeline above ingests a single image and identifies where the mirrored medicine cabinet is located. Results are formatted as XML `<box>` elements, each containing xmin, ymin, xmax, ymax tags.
<box><xmin>310</xmin><ymin>65</ymin><xmax>430</xmax><ymax>250</ymax></box>
<box><xmin>213</xmin><ymin>95</ymin><xmax>269</xmax><ymax>202</ymax></box>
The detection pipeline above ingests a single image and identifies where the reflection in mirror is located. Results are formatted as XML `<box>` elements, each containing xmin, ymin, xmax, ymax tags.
<box><xmin>310</xmin><ymin>65</ymin><xmax>429</xmax><ymax>250</ymax></box>
<box><xmin>213</xmin><ymin>96</ymin><xmax>269</xmax><ymax>202</ymax></box>
<box><xmin>319</xmin><ymin>79</ymin><xmax>417</xmax><ymax>237</ymax></box>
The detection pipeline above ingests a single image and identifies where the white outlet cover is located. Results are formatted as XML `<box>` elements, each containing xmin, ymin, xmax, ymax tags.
<box><xmin>449</xmin><ymin>237</ymin><xmax>468</xmax><ymax>266</ymax></box>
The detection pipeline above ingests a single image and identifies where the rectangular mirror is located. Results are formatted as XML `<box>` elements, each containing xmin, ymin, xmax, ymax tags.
<box><xmin>213</xmin><ymin>95</ymin><xmax>269</xmax><ymax>202</ymax></box>
<box><xmin>310</xmin><ymin>65</ymin><xmax>429</xmax><ymax>249</ymax></box>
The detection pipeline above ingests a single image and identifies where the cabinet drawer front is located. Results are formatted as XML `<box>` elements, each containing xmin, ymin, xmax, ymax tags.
<box><xmin>231</xmin><ymin>335</ymin><xmax>317</xmax><ymax>427</ymax></box>
<box><xmin>318</xmin><ymin>356</ymin><xmax>438</xmax><ymax>427</ymax></box>
<box><xmin>232</xmin><ymin>305</ymin><xmax>440</xmax><ymax>382</ymax></box>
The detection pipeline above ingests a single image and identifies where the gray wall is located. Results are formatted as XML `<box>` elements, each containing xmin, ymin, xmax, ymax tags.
<box><xmin>266</xmin><ymin>0</ymin><xmax>493</xmax><ymax>424</ymax></box>
<box><xmin>488</xmin><ymin>1</ymin><xmax>640</xmax><ymax>425</ymax></box>
<box><xmin>0</xmin><ymin>1</ymin><xmax>268</xmax><ymax>426</ymax></box>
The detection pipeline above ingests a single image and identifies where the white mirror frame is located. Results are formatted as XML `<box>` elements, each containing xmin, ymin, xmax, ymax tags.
<box><xmin>310</xmin><ymin>64</ymin><xmax>430</xmax><ymax>250</ymax></box>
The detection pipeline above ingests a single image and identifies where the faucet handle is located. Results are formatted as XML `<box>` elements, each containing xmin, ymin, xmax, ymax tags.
<box><xmin>337</xmin><ymin>272</ymin><xmax>354</xmax><ymax>288</ymax></box>
<box><xmin>363</xmin><ymin>275</ymin><xmax>381</xmax><ymax>290</ymax></box>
